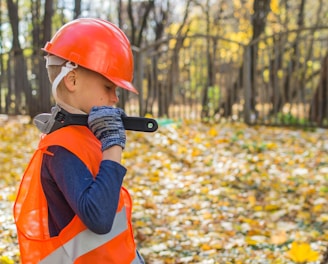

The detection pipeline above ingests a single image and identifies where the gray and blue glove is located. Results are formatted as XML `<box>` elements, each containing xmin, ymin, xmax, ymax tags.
<box><xmin>88</xmin><ymin>106</ymin><xmax>126</xmax><ymax>151</ymax></box>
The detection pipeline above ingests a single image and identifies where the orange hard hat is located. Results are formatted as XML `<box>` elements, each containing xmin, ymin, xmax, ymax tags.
<box><xmin>43</xmin><ymin>18</ymin><xmax>138</xmax><ymax>94</ymax></box>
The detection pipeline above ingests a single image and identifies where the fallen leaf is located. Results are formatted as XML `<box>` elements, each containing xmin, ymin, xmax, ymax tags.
<box><xmin>286</xmin><ymin>241</ymin><xmax>319</xmax><ymax>262</ymax></box>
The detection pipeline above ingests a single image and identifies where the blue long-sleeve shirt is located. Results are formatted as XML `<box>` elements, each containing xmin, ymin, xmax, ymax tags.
<box><xmin>41</xmin><ymin>145</ymin><xmax>126</xmax><ymax>237</ymax></box>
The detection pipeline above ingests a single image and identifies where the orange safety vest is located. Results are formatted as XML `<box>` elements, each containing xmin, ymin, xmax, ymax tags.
<box><xmin>14</xmin><ymin>126</ymin><xmax>140</xmax><ymax>263</ymax></box>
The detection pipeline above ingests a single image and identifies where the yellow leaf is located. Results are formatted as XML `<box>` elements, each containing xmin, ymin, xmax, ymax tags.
<box><xmin>286</xmin><ymin>242</ymin><xmax>319</xmax><ymax>262</ymax></box>
<box><xmin>270</xmin><ymin>0</ymin><xmax>279</xmax><ymax>14</ymax></box>
<box><xmin>297</xmin><ymin>211</ymin><xmax>311</xmax><ymax>221</ymax></box>
<box><xmin>0</xmin><ymin>256</ymin><xmax>14</xmax><ymax>264</ymax></box>
<box><xmin>144</xmin><ymin>113</ymin><xmax>153</xmax><ymax>118</ymax></box>
<box><xmin>264</xmin><ymin>204</ymin><xmax>280</xmax><ymax>211</ymax></box>
<box><xmin>203</xmin><ymin>212</ymin><xmax>213</xmax><ymax>220</ymax></box>
<box><xmin>135</xmin><ymin>220</ymin><xmax>146</xmax><ymax>227</ymax></box>
<box><xmin>7</xmin><ymin>193</ymin><xmax>16</xmax><ymax>202</ymax></box>
<box><xmin>313</xmin><ymin>204</ymin><xmax>323</xmax><ymax>213</ymax></box>
<box><xmin>200</xmin><ymin>187</ymin><xmax>209</xmax><ymax>194</ymax></box>
<box><xmin>208</xmin><ymin>127</ymin><xmax>218</xmax><ymax>137</ymax></box>
<box><xmin>248</xmin><ymin>195</ymin><xmax>256</xmax><ymax>207</ymax></box>
<box><xmin>193</xmin><ymin>135</ymin><xmax>202</xmax><ymax>143</ymax></box>
<box><xmin>201</xmin><ymin>244</ymin><xmax>211</xmax><ymax>251</ymax></box>
<box><xmin>254</xmin><ymin>205</ymin><xmax>263</xmax><ymax>211</ymax></box>
<box><xmin>245</xmin><ymin>236</ymin><xmax>258</xmax><ymax>245</ymax></box>
<box><xmin>266</xmin><ymin>142</ymin><xmax>277</xmax><ymax>150</ymax></box>
<box><xmin>216</xmin><ymin>138</ymin><xmax>229</xmax><ymax>143</ymax></box>
<box><xmin>177</xmin><ymin>146</ymin><xmax>187</xmax><ymax>154</ymax></box>
<box><xmin>210</xmin><ymin>241</ymin><xmax>224</xmax><ymax>250</ymax></box>
<box><xmin>191</xmin><ymin>149</ymin><xmax>201</xmax><ymax>157</ymax></box>
<box><xmin>318</xmin><ymin>214</ymin><xmax>328</xmax><ymax>222</ymax></box>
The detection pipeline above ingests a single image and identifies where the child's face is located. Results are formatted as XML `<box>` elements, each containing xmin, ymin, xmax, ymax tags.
<box><xmin>72</xmin><ymin>68</ymin><xmax>119</xmax><ymax>113</ymax></box>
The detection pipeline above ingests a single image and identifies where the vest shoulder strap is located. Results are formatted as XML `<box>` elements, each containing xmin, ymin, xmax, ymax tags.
<box><xmin>39</xmin><ymin>126</ymin><xmax>102</xmax><ymax>175</ymax></box>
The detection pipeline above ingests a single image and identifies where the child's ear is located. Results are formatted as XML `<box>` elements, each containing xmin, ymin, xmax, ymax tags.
<box><xmin>63</xmin><ymin>70</ymin><xmax>77</xmax><ymax>91</ymax></box>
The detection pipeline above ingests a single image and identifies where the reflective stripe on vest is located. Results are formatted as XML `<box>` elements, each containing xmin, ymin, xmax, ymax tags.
<box><xmin>40</xmin><ymin>206</ymin><xmax>129</xmax><ymax>263</ymax></box>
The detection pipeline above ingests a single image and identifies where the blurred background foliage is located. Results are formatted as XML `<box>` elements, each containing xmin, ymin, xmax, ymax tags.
<box><xmin>1</xmin><ymin>0</ymin><xmax>328</xmax><ymax>127</ymax></box>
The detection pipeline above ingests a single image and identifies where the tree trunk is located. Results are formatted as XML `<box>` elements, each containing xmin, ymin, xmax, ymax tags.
<box><xmin>249</xmin><ymin>0</ymin><xmax>271</xmax><ymax>114</ymax></box>
<box><xmin>309</xmin><ymin>53</ymin><xmax>328</xmax><ymax>125</ymax></box>
<box><xmin>272</xmin><ymin>0</ymin><xmax>306</xmax><ymax>115</ymax></box>
<box><xmin>74</xmin><ymin>0</ymin><xmax>81</xmax><ymax>19</ymax></box>
<box><xmin>28</xmin><ymin>0</ymin><xmax>53</xmax><ymax>116</ymax></box>
<box><xmin>6</xmin><ymin>0</ymin><xmax>31</xmax><ymax>115</ymax></box>
<box><xmin>0</xmin><ymin>0</ymin><xmax>3</xmax><ymax>113</ymax></box>
<box><xmin>218</xmin><ymin>0</ymin><xmax>270</xmax><ymax>118</ymax></box>
<box><xmin>201</xmin><ymin>0</ymin><xmax>217</xmax><ymax>120</ymax></box>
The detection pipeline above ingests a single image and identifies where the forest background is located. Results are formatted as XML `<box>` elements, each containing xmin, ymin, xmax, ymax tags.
<box><xmin>1</xmin><ymin>0</ymin><xmax>328</xmax><ymax>263</ymax></box>
<box><xmin>1</xmin><ymin>0</ymin><xmax>328</xmax><ymax>126</ymax></box>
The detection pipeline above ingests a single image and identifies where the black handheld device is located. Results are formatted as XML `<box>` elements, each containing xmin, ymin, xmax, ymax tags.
<box><xmin>33</xmin><ymin>106</ymin><xmax>158</xmax><ymax>134</ymax></box>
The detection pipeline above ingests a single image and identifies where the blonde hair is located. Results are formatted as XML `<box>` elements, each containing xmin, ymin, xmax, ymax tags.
<box><xmin>47</xmin><ymin>65</ymin><xmax>65</xmax><ymax>89</ymax></box>
<box><xmin>45</xmin><ymin>55</ymin><xmax>76</xmax><ymax>99</ymax></box>
<box><xmin>46</xmin><ymin>63</ymin><xmax>85</xmax><ymax>95</ymax></box>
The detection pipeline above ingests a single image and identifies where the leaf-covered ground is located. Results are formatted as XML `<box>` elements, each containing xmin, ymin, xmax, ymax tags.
<box><xmin>1</xmin><ymin>116</ymin><xmax>328</xmax><ymax>263</ymax></box>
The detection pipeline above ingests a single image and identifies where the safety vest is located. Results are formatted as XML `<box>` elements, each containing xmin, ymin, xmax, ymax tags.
<box><xmin>14</xmin><ymin>126</ymin><xmax>140</xmax><ymax>263</ymax></box>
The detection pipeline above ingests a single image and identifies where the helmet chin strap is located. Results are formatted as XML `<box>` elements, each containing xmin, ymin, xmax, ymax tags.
<box><xmin>45</xmin><ymin>56</ymin><xmax>85</xmax><ymax>114</ymax></box>
<box><xmin>52</xmin><ymin>61</ymin><xmax>78</xmax><ymax>102</ymax></box>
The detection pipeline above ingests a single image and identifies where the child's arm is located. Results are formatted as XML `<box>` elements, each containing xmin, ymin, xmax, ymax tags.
<box><xmin>43</xmin><ymin>145</ymin><xmax>126</xmax><ymax>235</ymax></box>
<box><xmin>102</xmin><ymin>145</ymin><xmax>122</xmax><ymax>163</ymax></box>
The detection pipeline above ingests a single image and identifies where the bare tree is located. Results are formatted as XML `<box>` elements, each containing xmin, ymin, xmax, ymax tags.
<box><xmin>37</xmin><ymin>0</ymin><xmax>54</xmax><ymax>114</ymax></box>
<box><xmin>310</xmin><ymin>52</ymin><xmax>328</xmax><ymax>125</ymax></box>
<box><xmin>127</xmin><ymin>0</ymin><xmax>155</xmax><ymax>47</ymax></box>
<box><xmin>271</xmin><ymin>0</ymin><xmax>307</xmax><ymax>115</ymax></box>
<box><xmin>117</xmin><ymin>0</ymin><xmax>123</xmax><ymax>27</ymax></box>
<box><xmin>74</xmin><ymin>0</ymin><xmax>82</xmax><ymax>19</ymax></box>
<box><xmin>28</xmin><ymin>0</ymin><xmax>54</xmax><ymax>116</ymax></box>
<box><xmin>117</xmin><ymin>0</ymin><xmax>155</xmax><ymax>110</ymax></box>
<box><xmin>6</xmin><ymin>0</ymin><xmax>30</xmax><ymax>114</ymax></box>
<box><xmin>249</xmin><ymin>0</ymin><xmax>271</xmax><ymax>113</ymax></box>
<box><xmin>199</xmin><ymin>0</ymin><xmax>222</xmax><ymax>119</ymax></box>
<box><xmin>217</xmin><ymin>0</ymin><xmax>271</xmax><ymax>119</ymax></box>
<box><xmin>0</xmin><ymin>0</ymin><xmax>3</xmax><ymax>113</ymax></box>
<box><xmin>143</xmin><ymin>0</ymin><xmax>172</xmax><ymax>116</ymax></box>
<box><xmin>159</xmin><ymin>0</ymin><xmax>193</xmax><ymax>117</ymax></box>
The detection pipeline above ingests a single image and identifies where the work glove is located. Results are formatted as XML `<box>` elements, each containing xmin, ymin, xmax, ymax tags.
<box><xmin>88</xmin><ymin>106</ymin><xmax>126</xmax><ymax>151</ymax></box>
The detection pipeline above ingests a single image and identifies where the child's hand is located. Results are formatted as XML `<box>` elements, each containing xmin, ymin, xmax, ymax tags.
<box><xmin>88</xmin><ymin>106</ymin><xmax>126</xmax><ymax>151</ymax></box>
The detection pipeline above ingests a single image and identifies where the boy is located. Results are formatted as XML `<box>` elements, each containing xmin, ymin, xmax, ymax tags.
<box><xmin>14</xmin><ymin>18</ymin><xmax>145</xmax><ymax>263</ymax></box>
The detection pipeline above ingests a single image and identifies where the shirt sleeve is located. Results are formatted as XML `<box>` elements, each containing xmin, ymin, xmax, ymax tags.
<box><xmin>43</xmin><ymin>145</ymin><xmax>126</xmax><ymax>234</ymax></box>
